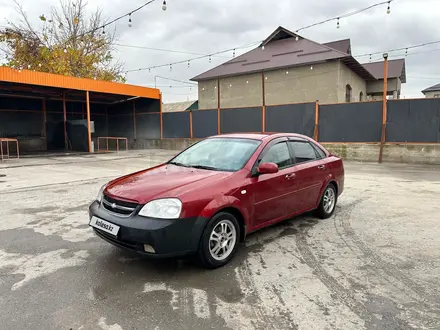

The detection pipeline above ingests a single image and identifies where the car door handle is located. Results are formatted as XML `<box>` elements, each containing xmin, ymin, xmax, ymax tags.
<box><xmin>317</xmin><ymin>165</ymin><xmax>326</xmax><ymax>170</ymax></box>
<box><xmin>285</xmin><ymin>173</ymin><xmax>296</xmax><ymax>179</ymax></box>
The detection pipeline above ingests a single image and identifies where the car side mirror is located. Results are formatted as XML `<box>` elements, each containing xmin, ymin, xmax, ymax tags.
<box><xmin>257</xmin><ymin>162</ymin><xmax>279</xmax><ymax>175</ymax></box>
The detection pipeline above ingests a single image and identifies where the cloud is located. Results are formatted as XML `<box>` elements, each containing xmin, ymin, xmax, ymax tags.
<box><xmin>2</xmin><ymin>0</ymin><xmax>440</xmax><ymax>101</ymax></box>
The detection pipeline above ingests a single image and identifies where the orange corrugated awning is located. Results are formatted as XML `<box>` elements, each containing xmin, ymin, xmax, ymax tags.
<box><xmin>0</xmin><ymin>67</ymin><xmax>160</xmax><ymax>100</ymax></box>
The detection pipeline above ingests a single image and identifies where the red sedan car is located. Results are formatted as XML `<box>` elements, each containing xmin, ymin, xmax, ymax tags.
<box><xmin>89</xmin><ymin>133</ymin><xmax>344</xmax><ymax>268</ymax></box>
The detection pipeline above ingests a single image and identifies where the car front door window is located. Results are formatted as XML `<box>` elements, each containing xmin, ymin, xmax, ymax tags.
<box><xmin>261</xmin><ymin>142</ymin><xmax>292</xmax><ymax>169</ymax></box>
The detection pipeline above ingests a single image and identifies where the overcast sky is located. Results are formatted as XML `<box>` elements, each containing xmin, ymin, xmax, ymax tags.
<box><xmin>1</xmin><ymin>0</ymin><xmax>440</xmax><ymax>103</ymax></box>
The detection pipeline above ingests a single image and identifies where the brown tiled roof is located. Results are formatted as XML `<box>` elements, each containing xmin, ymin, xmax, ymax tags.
<box><xmin>422</xmin><ymin>83</ymin><xmax>440</xmax><ymax>93</ymax></box>
<box><xmin>361</xmin><ymin>59</ymin><xmax>406</xmax><ymax>83</ymax></box>
<box><xmin>191</xmin><ymin>26</ymin><xmax>374</xmax><ymax>82</ymax></box>
<box><xmin>323</xmin><ymin>39</ymin><xmax>351</xmax><ymax>54</ymax></box>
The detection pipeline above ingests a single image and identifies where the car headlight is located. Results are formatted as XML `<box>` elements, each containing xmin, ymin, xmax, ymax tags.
<box><xmin>138</xmin><ymin>198</ymin><xmax>182</xmax><ymax>219</ymax></box>
<box><xmin>96</xmin><ymin>184</ymin><xmax>107</xmax><ymax>203</ymax></box>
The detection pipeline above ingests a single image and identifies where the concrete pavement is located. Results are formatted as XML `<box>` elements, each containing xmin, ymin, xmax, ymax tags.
<box><xmin>0</xmin><ymin>151</ymin><xmax>439</xmax><ymax>330</ymax></box>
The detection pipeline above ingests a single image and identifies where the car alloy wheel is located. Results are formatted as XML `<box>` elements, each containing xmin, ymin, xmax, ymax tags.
<box><xmin>316</xmin><ymin>183</ymin><xmax>337</xmax><ymax>219</ymax></box>
<box><xmin>323</xmin><ymin>186</ymin><xmax>336</xmax><ymax>214</ymax></box>
<box><xmin>209</xmin><ymin>219</ymin><xmax>237</xmax><ymax>261</ymax></box>
<box><xmin>198</xmin><ymin>212</ymin><xmax>240</xmax><ymax>269</ymax></box>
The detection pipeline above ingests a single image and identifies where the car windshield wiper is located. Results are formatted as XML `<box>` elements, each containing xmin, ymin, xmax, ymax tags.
<box><xmin>189</xmin><ymin>164</ymin><xmax>219</xmax><ymax>171</ymax></box>
<box><xmin>168</xmin><ymin>161</ymin><xmax>190</xmax><ymax>167</ymax></box>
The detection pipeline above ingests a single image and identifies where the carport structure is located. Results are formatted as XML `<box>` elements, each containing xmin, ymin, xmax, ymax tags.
<box><xmin>0</xmin><ymin>67</ymin><xmax>161</xmax><ymax>155</ymax></box>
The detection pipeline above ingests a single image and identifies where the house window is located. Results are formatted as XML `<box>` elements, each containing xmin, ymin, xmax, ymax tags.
<box><xmin>434</xmin><ymin>94</ymin><xmax>440</xmax><ymax>98</ymax></box>
<box><xmin>345</xmin><ymin>84</ymin><xmax>352</xmax><ymax>102</ymax></box>
<box><xmin>359</xmin><ymin>91</ymin><xmax>363</xmax><ymax>101</ymax></box>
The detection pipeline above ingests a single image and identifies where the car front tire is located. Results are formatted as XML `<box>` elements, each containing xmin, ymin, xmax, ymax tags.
<box><xmin>197</xmin><ymin>212</ymin><xmax>240</xmax><ymax>269</ymax></box>
<box><xmin>315</xmin><ymin>183</ymin><xmax>337</xmax><ymax>219</ymax></box>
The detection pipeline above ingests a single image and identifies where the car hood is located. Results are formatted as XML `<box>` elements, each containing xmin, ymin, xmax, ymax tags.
<box><xmin>105</xmin><ymin>164</ymin><xmax>233</xmax><ymax>204</ymax></box>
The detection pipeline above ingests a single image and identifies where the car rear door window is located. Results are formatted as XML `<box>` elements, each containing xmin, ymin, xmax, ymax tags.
<box><xmin>261</xmin><ymin>142</ymin><xmax>292</xmax><ymax>169</ymax></box>
<box><xmin>313</xmin><ymin>144</ymin><xmax>326</xmax><ymax>159</ymax></box>
<box><xmin>289</xmin><ymin>141</ymin><xmax>319</xmax><ymax>164</ymax></box>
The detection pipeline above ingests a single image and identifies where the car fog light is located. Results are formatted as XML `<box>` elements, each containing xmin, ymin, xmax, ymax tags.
<box><xmin>144</xmin><ymin>244</ymin><xmax>155</xmax><ymax>253</ymax></box>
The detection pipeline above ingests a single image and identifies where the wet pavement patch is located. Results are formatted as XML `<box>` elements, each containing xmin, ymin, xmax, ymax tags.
<box><xmin>0</xmin><ymin>228</ymin><xmax>99</xmax><ymax>255</ymax></box>
<box><xmin>364</xmin><ymin>294</ymin><xmax>418</xmax><ymax>330</ymax></box>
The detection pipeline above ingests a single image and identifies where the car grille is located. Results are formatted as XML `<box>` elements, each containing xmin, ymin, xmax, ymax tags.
<box><xmin>93</xmin><ymin>228</ymin><xmax>139</xmax><ymax>250</ymax></box>
<box><xmin>102</xmin><ymin>194</ymin><xmax>138</xmax><ymax>216</ymax></box>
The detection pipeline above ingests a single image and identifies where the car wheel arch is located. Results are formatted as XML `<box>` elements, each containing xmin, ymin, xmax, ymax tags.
<box><xmin>315</xmin><ymin>178</ymin><xmax>339</xmax><ymax>208</ymax></box>
<box><xmin>199</xmin><ymin>202</ymin><xmax>248</xmax><ymax>243</ymax></box>
<box><xmin>328</xmin><ymin>180</ymin><xmax>338</xmax><ymax>195</ymax></box>
<box><xmin>212</xmin><ymin>207</ymin><xmax>247</xmax><ymax>242</ymax></box>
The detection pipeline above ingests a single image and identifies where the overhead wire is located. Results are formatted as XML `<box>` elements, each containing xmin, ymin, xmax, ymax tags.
<box><xmin>407</xmin><ymin>76</ymin><xmax>440</xmax><ymax>80</ymax></box>
<box><xmin>153</xmin><ymin>75</ymin><xmax>198</xmax><ymax>85</ymax></box>
<box><xmin>114</xmin><ymin>43</ymin><xmax>232</xmax><ymax>59</ymax></box>
<box><xmin>145</xmin><ymin>85</ymin><xmax>195</xmax><ymax>88</ymax></box>
<box><xmin>162</xmin><ymin>91</ymin><xmax>198</xmax><ymax>96</ymax></box>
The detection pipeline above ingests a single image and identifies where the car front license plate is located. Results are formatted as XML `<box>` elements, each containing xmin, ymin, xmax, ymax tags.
<box><xmin>89</xmin><ymin>216</ymin><xmax>120</xmax><ymax>236</ymax></box>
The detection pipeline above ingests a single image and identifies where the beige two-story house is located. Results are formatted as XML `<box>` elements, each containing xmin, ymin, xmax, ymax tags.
<box><xmin>191</xmin><ymin>26</ymin><xmax>406</xmax><ymax>109</ymax></box>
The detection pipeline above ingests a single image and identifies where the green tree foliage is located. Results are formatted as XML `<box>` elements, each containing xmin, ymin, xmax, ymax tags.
<box><xmin>0</xmin><ymin>0</ymin><xmax>125</xmax><ymax>82</ymax></box>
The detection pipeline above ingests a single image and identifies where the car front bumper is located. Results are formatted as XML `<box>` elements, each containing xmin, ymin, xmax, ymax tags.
<box><xmin>88</xmin><ymin>201</ymin><xmax>207</xmax><ymax>258</ymax></box>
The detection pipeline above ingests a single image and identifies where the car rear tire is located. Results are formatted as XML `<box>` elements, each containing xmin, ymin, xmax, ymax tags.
<box><xmin>197</xmin><ymin>212</ymin><xmax>240</xmax><ymax>269</ymax></box>
<box><xmin>315</xmin><ymin>183</ymin><xmax>337</xmax><ymax>219</ymax></box>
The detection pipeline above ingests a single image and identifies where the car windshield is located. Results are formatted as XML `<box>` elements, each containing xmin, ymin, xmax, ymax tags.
<box><xmin>169</xmin><ymin>138</ymin><xmax>261</xmax><ymax>172</ymax></box>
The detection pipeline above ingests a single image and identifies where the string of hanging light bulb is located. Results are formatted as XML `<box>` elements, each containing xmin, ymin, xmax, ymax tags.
<box><xmin>124</xmin><ymin>40</ymin><xmax>262</xmax><ymax>73</ymax></box>
<box><xmin>125</xmin><ymin>0</ymin><xmax>393</xmax><ymax>74</ymax></box>
<box><xmin>57</xmin><ymin>0</ymin><xmax>166</xmax><ymax>56</ymax></box>
<box><xmin>68</xmin><ymin>0</ymin><xmax>166</xmax><ymax>39</ymax></box>
<box><xmin>128</xmin><ymin>1</ymin><xmax>167</xmax><ymax>28</ymax></box>
<box><xmin>353</xmin><ymin>39</ymin><xmax>440</xmax><ymax>59</ymax></box>
<box><xmin>8</xmin><ymin>0</ymin><xmax>166</xmax><ymax>73</ymax></box>
<box><xmin>295</xmin><ymin>0</ymin><xmax>393</xmax><ymax>32</ymax></box>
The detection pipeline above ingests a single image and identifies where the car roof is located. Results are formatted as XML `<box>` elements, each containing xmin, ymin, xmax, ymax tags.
<box><xmin>208</xmin><ymin>132</ymin><xmax>310</xmax><ymax>141</ymax></box>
